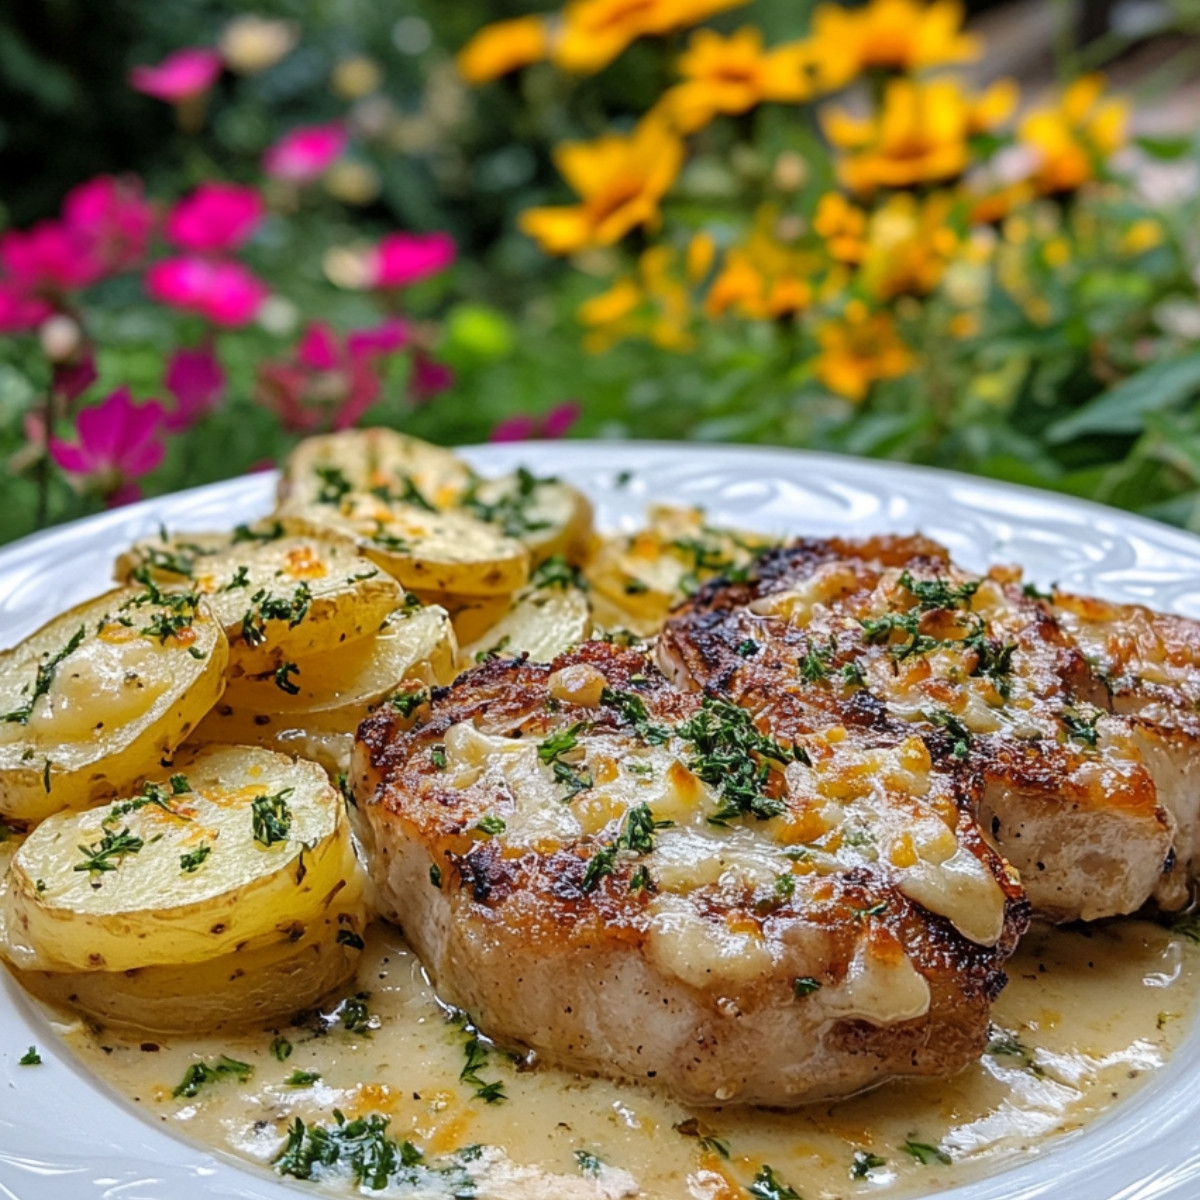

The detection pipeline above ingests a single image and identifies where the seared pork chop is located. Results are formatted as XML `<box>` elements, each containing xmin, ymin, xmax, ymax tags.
<box><xmin>661</xmin><ymin>536</ymin><xmax>1182</xmax><ymax>921</ymax></box>
<box><xmin>352</xmin><ymin>642</ymin><xmax>1027</xmax><ymax>1107</ymax></box>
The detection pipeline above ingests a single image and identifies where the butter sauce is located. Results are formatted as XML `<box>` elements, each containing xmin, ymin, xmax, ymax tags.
<box><xmin>56</xmin><ymin>915</ymin><xmax>1197</xmax><ymax>1200</ymax></box>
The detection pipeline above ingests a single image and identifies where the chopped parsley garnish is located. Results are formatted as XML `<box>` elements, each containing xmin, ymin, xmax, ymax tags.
<box><xmin>474</xmin><ymin>814</ymin><xmax>507</xmax><ymax>836</ymax></box>
<box><xmin>581</xmin><ymin>844</ymin><xmax>618</xmax><ymax>892</ymax></box>
<box><xmin>74</xmin><ymin>826</ymin><xmax>144</xmax><ymax>879</ymax></box>
<box><xmin>233</xmin><ymin>520</ymin><xmax>285</xmax><ymax>544</ymax></box>
<box><xmin>793</xmin><ymin>976</ymin><xmax>821</xmax><ymax>997</ymax></box>
<box><xmin>852</xmin><ymin>900</ymin><xmax>889</xmax><ymax>920</ymax></box>
<box><xmin>240</xmin><ymin>582</ymin><xmax>313</xmax><ymax>647</ymax></box>
<box><xmin>460</xmin><ymin>466</ymin><xmax>555</xmax><ymax>537</ymax></box>
<box><xmin>389</xmin><ymin>688</ymin><xmax>428</xmax><ymax>718</ymax></box>
<box><xmin>170</xmin><ymin>774</ymin><xmax>191</xmax><ymax>794</ymax></box>
<box><xmin>371</xmin><ymin>525</ymin><xmax>412</xmax><ymax>552</ymax></box>
<box><xmin>285</xmin><ymin>1070</ymin><xmax>321</xmax><ymax>1087</ymax></box>
<box><xmin>430</xmin><ymin>745</ymin><xmax>447</xmax><ymax>770</ymax></box>
<box><xmin>700</xmin><ymin>1135</ymin><xmax>730</xmax><ymax>1158</ymax></box>
<box><xmin>748</xmin><ymin>1164</ymin><xmax>802</xmax><ymax>1200</ymax></box>
<box><xmin>574</xmin><ymin>1150</ymin><xmax>603</xmax><ymax>1176</ymax></box>
<box><xmin>600</xmin><ymin>687</ymin><xmax>670</xmax><ymax>745</ymax></box>
<box><xmin>173</xmin><ymin>1055</ymin><xmax>253</xmax><ymax>1098</ymax></box>
<box><xmin>180</xmin><ymin>845</ymin><xmax>212</xmax><ymax>873</ymax></box>
<box><xmin>1063</xmin><ymin>708</ymin><xmax>1101</xmax><ymax>747</ymax></box>
<box><xmin>1022</xmin><ymin>582</ymin><xmax>1054</xmax><ymax>601</ymax></box>
<box><xmin>538</xmin><ymin>723</ymin><xmax>585</xmax><ymax>764</ymax></box>
<box><xmin>125</xmin><ymin>574</ymin><xmax>202</xmax><ymax>645</ymax></box>
<box><xmin>453</xmin><ymin>1012</ymin><xmax>507</xmax><ymax>1103</ymax></box>
<box><xmin>985</xmin><ymin>1027</ymin><xmax>1045</xmax><ymax>1075</ymax></box>
<box><xmin>859</xmin><ymin>612</ymin><xmax>940</xmax><ymax>661</ymax></box>
<box><xmin>800</xmin><ymin>643</ymin><xmax>831</xmax><ymax>683</ymax></box>
<box><xmin>375</xmin><ymin>475</ymin><xmax>437</xmax><ymax>513</ymax></box>
<box><xmin>851</xmin><ymin>1150</ymin><xmax>887</xmax><ymax>1178</ymax></box>
<box><xmin>18</xmin><ymin>1046</ymin><xmax>41</xmax><ymax>1066</ymax></box>
<box><xmin>926</xmin><ymin>709</ymin><xmax>973</xmax><ymax>760</ymax></box>
<box><xmin>336</xmin><ymin>929</ymin><xmax>366</xmax><ymax>950</ymax></box>
<box><xmin>221</xmin><ymin>564</ymin><xmax>251</xmax><ymax>591</ymax></box>
<box><xmin>677</xmin><ymin>697</ymin><xmax>792</xmax><ymax>825</ymax></box>
<box><xmin>251</xmin><ymin>788</ymin><xmax>294</xmax><ymax>847</ymax></box>
<box><xmin>270</xmin><ymin>1037</ymin><xmax>293</xmax><ymax>1062</ymax></box>
<box><xmin>962</xmin><ymin>623</ymin><xmax>1017</xmax><ymax>696</ymax></box>
<box><xmin>530</xmin><ymin>555</ymin><xmax>585</xmax><ymax>591</ymax></box>
<box><xmin>839</xmin><ymin>660</ymin><xmax>866</xmax><ymax>687</ymax></box>
<box><xmin>340</xmin><ymin>994</ymin><xmax>376</xmax><ymax>1035</ymax></box>
<box><xmin>314</xmin><ymin>465</ymin><xmax>353</xmax><ymax>505</ymax></box>
<box><xmin>898</xmin><ymin>570</ymin><xmax>980</xmax><ymax>611</ymax></box>
<box><xmin>429</xmin><ymin>863</ymin><xmax>443</xmax><ymax>888</ymax></box>
<box><xmin>736</xmin><ymin>638</ymin><xmax>760</xmax><ymax>657</ymax></box>
<box><xmin>275</xmin><ymin>1111</ymin><xmax>424</xmax><ymax>1188</ymax></box>
<box><xmin>2</xmin><ymin>625</ymin><xmax>86</xmax><ymax>724</ymax></box>
<box><xmin>901</xmin><ymin>1138</ymin><xmax>951</xmax><ymax>1166</ymax></box>
<box><xmin>628</xmin><ymin>864</ymin><xmax>653</xmax><ymax>893</ymax></box>
<box><xmin>274</xmin><ymin>661</ymin><xmax>301</xmax><ymax>695</ymax></box>
<box><xmin>137</xmin><ymin>545</ymin><xmax>196</xmax><ymax>578</ymax></box>
<box><xmin>581</xmin><ymin>804</ymin><xmax>670</xmax><ymax>892</ymax></box>
<box><xmin>105</xmin><ymin>779</ymin><xmax>186</xmax><ymax>825</ymax></box>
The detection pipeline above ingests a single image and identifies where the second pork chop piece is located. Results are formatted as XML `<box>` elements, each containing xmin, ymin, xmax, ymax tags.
<box><xmin>352</xmin><ymin>642</ymin><xmax>1027</xmax><ymax>1107</ymax></box>
<box><xmin>660</xmin><ymin>536</ymin><xmax>1184</xmax><ymax>921</ymax></box>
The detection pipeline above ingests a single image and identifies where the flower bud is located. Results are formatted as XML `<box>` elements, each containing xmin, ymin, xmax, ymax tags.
<box><xmin>39</xmin><ymin>314</ymin><xmax>82</xmax><ymax>363</ymax></box>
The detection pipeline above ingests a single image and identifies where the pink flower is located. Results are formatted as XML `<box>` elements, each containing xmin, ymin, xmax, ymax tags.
<box><xmin>257</xmin><ymin>319</ymin><xmax>408</xmax><ymax>432</ymax></box>
<box><xmin>490</xmin><ymin>402</ymin><xmax>581</xmax><ymax>443</ymax></box>
<box><xmin>263</xmin><ymin>122</ymin><xmax>347</xmax><ymax>183</ymax></box>
<box><xmin>366</xmin><ymin>232</ymin><xmax>456</xmax><ymax>289</ymax></box>
<box><xmin>409</xmin><ymin>352</ymin><xmax>455</xmax><ymax>402</ymax></box>
<box><xmin>145</xmin><ymin>256</ymin><xmax>268</xmax><ymax>326</ymax></box>
<box><xmin>165</xmin><ymin>182</ymin><xmax>264</xmax><ymax>254</ymax></box>
<box><xmin>0</xmin><ymin>221</ymin><xmax>104</xmax><ymax>295</ymax></box>
<box><xmin>49</xmin><ymin>387</ymin><xmax>167</xmax><ymax>505</ymax></box>
<box><xmin>164</xmin><ymin>345</ymin><xmax>225</xmax><ymax>431</ymax></box>
<box><xmin>0</xmin><ymin>283</ymin><xmax>52</xmax><ymax>332</ymax></box>
<box><xmin>129</xmin><ymin>47</ymin><xmax>222</xmax><ymax>104</ymax></box>
<box><xmin>62</xmin><ymin>175</ymin><xmax>155</xmax><ymax>273</ymax></box>
<box><xmin>53</xmin><ymin>353</ymin><xmax>99</xmax><ymax>405</ymax></box>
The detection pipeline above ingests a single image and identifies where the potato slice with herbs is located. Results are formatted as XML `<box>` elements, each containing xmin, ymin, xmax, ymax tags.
<box><xmin>0</xmin><ymin>745</ymin><xmax>360</xmax><ymax>976</ymax></box>
<box><xmin>411</xmin><ymin>589</ymin><xmax>513</xmax><ymax>645</ymax></box>
<box><xmin>584</xmin><ymin>505</ymin><xmax>775</xmax><ymax>636</ymax></box>
<box><xmin>459</xmin><ymin>470</ymin><xmax>594</xmax><ymax>564</ymax></box>
<box><xmin>115</xmin><ymin>524</ymin><xmax>401</xmax><ymax>674</ymax></box>
<box><xmin>0</xmin><ymin>584</ymin><xmax>228</xmax><ymax>821</ymax></box>
<box><xmin>459</xmin><ymin>585</ymin><xmax>591</xmax><ymax>668</ymax></box>
<box><xmin>193</xmin><ymin>602</ymin><xmax>456</xmax><ymax>751</ymax></box>
<box><xmin>283</xmin><ymin>494</ymin><xmax>530</xmax><ymax>596</ymax></box>
<box><xmin>278</xmin><ymin>427</ymin><xmax>474</xmax><ymax>512</ymax></box>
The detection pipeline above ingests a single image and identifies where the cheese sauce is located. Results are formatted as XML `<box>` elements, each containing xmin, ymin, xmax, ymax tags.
<box><xmin>54</xmin><ymin>915</ymin><xmax>1198</xmax><ymax>1199</ymax></box>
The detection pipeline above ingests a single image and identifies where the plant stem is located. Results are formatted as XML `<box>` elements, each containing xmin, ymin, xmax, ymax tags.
<box><xmin>35</xmin><ymin>387</ymin><xmax>53</xmax><ymax>529</ymax></box>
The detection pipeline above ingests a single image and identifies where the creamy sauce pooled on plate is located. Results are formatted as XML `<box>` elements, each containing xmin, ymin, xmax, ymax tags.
<box><xmin>47</xmin><ymin>916</ymin><xmax>1198</xmax><ymax>1199</ymax></box>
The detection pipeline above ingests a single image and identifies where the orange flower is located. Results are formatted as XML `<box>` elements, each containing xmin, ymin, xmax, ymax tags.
<box><xmin>457</xmin><ymin>16</ymin><xmax>549</xmax><ymax>85</ymax></box>
<box><xmin>814</xmin><ymin>301</ymin><xmax>913</xmax><ymax>400</ymax></box>
<box><xmin>1018</xmin><ymin>75</ymin><xmax>1127</xmax><ymax>195</ymax></box>
<box><xmin>519</xmin><ymin>115</ymin><xmax>684</xmax><ymax>255</ymax></box>
<box><xmin>813</xmin><ymin>193</ymin><xmax>867</xmax><ymax>264</ymax></box>
<box><xmin>658</xmin><ymin>28</ymin><xmax>825</xmax><ymax>134</ymax></box>
<box><xmin>705</xmin><ymin>210</ymin><xmax>818</xmax><ymax>320</ymax></box>
<box><xmin>554</xmin><ymin>0</ymin><xmax>750</xmax><ymax>76</ymax></box>
<box><xmin>809</xmin><ymin>0</ymin><xmax>979</xmax><ymax>78</ymax></box>
<box><xmin>823</xmin><ymin>77</ymin><xmax>1012</xmax><ymax>195</ymax></box>
<box><xmin>578</xmin><ymin>245</ymin><xmax>694</xmax><ymax>351</ymax></box>
<box><xmin>858</xmin><ymin>191</ymin><xmax>960</xmax><ymax>299</ymax></box>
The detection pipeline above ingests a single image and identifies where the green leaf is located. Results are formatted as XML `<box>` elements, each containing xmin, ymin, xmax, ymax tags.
<box><xmin>1135</xmin><ymin>134</ymin><xmax>1194</xmax><ymax>161</ymax></box>
<box><xmin>1045</xmin><ymin>353</ymin><xmax>1200</xmax><ymax>443</ymax></box>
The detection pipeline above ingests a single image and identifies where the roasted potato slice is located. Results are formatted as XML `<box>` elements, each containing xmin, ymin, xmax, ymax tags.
<box><xmin>115</xmin><ymin>524</ymin><xmax>401</xmax><ymax>674</ymax></box>
<box><xmin>411</xmin><ymin>589</ymin><xmax>513</xmax><ymax>645</ymax></box>
<box><xmin>0</xmin><ymin>745</ymin><xmax>360</xmax><ymax>976</ymax></box>
<box><xmin>584</xmin><ymin>505</ymin><xmax>774</xmax><ymax>636</ymax></box>
<box><xmin>192</xmin><ymin>603</ymin><xmax>456</xmax><ymax>763</ymax></box>
<box><xmin>458</xmin><ymin>471</ymin><xmax>594</xmax><ymax>564</ymax></box>
<box><xmin>459</xmin><ymin>583</ymin><xmax>591</xmax><ymax>668</ymax></box>
<box><xmin>0</xmin><ymin>585</ymin><xmax>228</xmax><ymax>821</ymax></box>
<box><xmin>282</xmin><ymin>494</ymin><xmax>530</xmax><ymax>596</ymax></box>
<box><xmin>278</xmin><ymin>427</ymin><xmax>474</xmax><ymax>512</ymax></box>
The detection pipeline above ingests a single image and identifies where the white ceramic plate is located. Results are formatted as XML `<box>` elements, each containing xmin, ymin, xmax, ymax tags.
<box><xmin>3</xmin><ymin>441</ymin><xmax>1200</xmax><ymax>1200</ymax></box>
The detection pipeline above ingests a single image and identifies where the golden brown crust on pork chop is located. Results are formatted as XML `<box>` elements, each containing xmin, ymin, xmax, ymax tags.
<box><xmin>353</xmin><ymin>642</ymin><xmax>1026</xmax><ymax>1106</ymax></box>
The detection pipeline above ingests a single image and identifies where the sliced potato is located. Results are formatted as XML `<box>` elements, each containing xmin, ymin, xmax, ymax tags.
<box><xmin>278</xmin><ymin>427</ymin><xmax>474</xmax><ymax>512</ymax></box>
<box><xmin>1</xmin><ymin>744</ymin><xmax>359</xmax><ymax>975</ymax></box>
<box><xmin>460</xmin><ymin>472</ymin><xmax>594</xmax><ymax>564</ymax></box>
<box><xmin>283</xmin><ymin>494</ymin><xmax>530</xmax><ymax>596</ymax></box>
<box><xmin>584</xmin><ymin>504</ymin><xmax>775</xmax><ymax>636</ymax></box>
<box><xmin>115</xmin><ymin>525</ymin><xmax>402</xmax><ymax>674</ymax></box>
<box><xmin>193</xmin><ymin>603</ymin><xmax>456</xmax><ymax>752</ymax></box>
<box><xmin>411</xmin><ymin>589</ymin><xmax>513</xmax><ymax>645</ymax></box>
<box><xmin>459</xmin><ymin>583</ymin><xmax>591</xmax><ymax>668</ymax></box>
<box><xmin>0</xmin><ymin>585</ymin><xmax>228</xmax><ymax>821</ymax></box>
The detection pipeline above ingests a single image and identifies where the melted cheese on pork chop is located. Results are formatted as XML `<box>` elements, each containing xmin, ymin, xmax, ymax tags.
<box><xmin>352</xmin><ymin>643</ymin><xmax>1026</xmax><ymax>1107</ymax></box>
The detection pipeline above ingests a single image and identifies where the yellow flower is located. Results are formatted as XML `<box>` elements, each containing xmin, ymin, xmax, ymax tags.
<box><xmin>814</xmin><ymin>301</ymin><xmax>914</xmax><ymax>400</ymax></box>
<box><xmin>823</xmin><ymin>77</ymin><xmax>1010</xmax><ymax>195</ymax></box>
<box><xmin>705</xmin><ymin>210</ymin><xmax>818</xmax><ymax>319</ymax></box>
<box><xmin>1122</xmin><ymin>218</ymin><xmax>1163</xmax><ymax>256</ymax></box>
<box><xmin>813</xmin><ymin>192</ymin><xmax>867</xmax><ymax>264</ymax></box>
<box><xmin>519</xmin><ymin>115</ymin><xmax>684</xmax><ymax>255</ymax></box>
<box><xmin>457</xmin><ymin>16</ymin><xmax>549</xmax><ymax>85</ymax></box>
<box><xmin>1018</xmin><ymin>74</ymin><xmax>1128</xmax><ymax>195</ymax></box>
<box><xmin>657</xmin><ymin>28</ymin><xmax>825</xmax><ymax>134</ymax></box>
<box><xmin>578</xmin><ymin>246</ymin><xmax>695</xmax><ymax>351</ymax></box>
<box><xmin>554</xmin><ymin>0</ymin><xmax>750</xmax><ymax>76</ymax></box>
<box><xmin>859</xmin><ymin>191</ymin><xmax>959</xmax><ymax>299</ymax></box>
<box><xmin>809</xmin><ymin>0</ymin><xmax>979</xmax><ymax>79</ymax></box>
<box><xmin>686</xmin><ymin>231</ymin><xmax>716</xmax><ymax>281</ymax></box>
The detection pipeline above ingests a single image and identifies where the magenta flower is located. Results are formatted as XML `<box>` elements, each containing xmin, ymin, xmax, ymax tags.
<box><xmin>129</xmin><ymin>47</ymin><xmax>223</xmax><ymax>103</ymax></box>
<box><xmin>366</xmin><ymin>232</ymin><xmax>456</xmax><ymax>289</ymax></box>
<box><xmin>165</xmin><ymin>182</ymin><xmax>264</xmax><ymax>254</ymax></box>
<box><xmin>409</xmin><ymin>352</ymin><xmax>455</xmax><ymax>402</ymax></box>
<box><xmin>490</xmin><ymin>401</ymin><xmax>581</xmax><ymax>443</ymax></box>
<box><xmin>52</xmin><ymin>353</ymin><xmax>99</xmax><ymax>405</ymax></box>
<box><xmin>0</xmin><ymin>221</ymin><xmax>104</xmax><ymax>295</ymax></box>
<box><xmin>346</xmin><ymin>317</ymin><xmax>409</xmax><ymax>358</ymax></box>
<box><xmin>144</xmin><ymin>256</ymin><xmax>268</xmax><ymax>326</ymax></box>
<box><xmin>62</xmin><ymin>175</ymin><xmax>155</xmax><ymax>274</ymax></box>
<box><xmin>263</xmin><ymin>122</ymin><xmax>347</xmax><ymax>183</ymax></box>
<box><xmin>164</xmin><ymin>345</ymin><xmax>225</xmax><ymax>432</ymax></box>
<box><xmin>49</xmin><ymin>387</ymin><xmax>167</xmax><ymax>505</ymax></box>
<box><xmin>0</xmin><ymin>283</ymin><xmax>52</xmax><ymax>333</ymax></box>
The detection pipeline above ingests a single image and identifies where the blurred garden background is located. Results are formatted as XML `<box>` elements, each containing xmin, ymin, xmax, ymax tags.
<box><xmin>2</xmin><ymin>0</ymin><xmax>1200</xmax><ymax>542</ymax></box>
